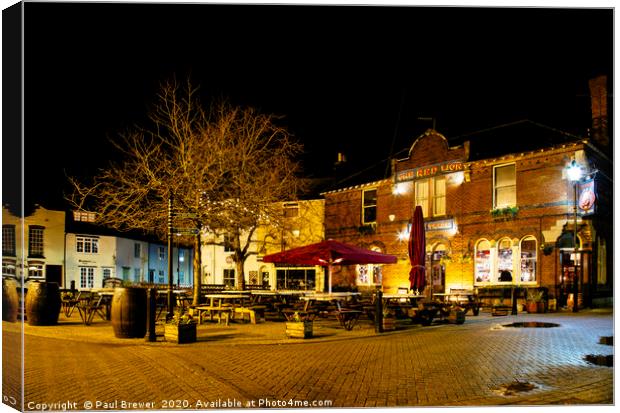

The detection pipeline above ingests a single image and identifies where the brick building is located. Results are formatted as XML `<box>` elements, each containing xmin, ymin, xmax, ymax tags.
<box><xmin>322</xmin><ymin>81</ymin><xmax>612</xmax><ymax>307</ymax></box>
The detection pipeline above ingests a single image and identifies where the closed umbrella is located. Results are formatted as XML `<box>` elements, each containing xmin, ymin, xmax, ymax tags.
<box><xmin>262</xmin><ymin>239</ymin><xmax>397</xmax><ymax>293</ymax></box>
<box><xmin>408</xmin><ymin>205</ymin><xmax>427</xmax><ymax>293</ymax></box>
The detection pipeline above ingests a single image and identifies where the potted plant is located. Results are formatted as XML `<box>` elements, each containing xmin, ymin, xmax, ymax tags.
<box><xmin>525</xmin><ymin>289</ymin><xmax>545</xmax><ymax>313</ymax></box>
<box><xmin>382</xmin><ymin>308</ymin><xmax>396</xmax><ymax>331</ymax></box>
<box><xmin>164</xmin><ymin>310</ymin><xmax>197</xmax><ymax>344</ymax></box>
<box><xmin>285</xmin><ymin>312</ymin><xmax>313</xmax><ymax>339</ymax></box>
<box><xmin>447</xmin><ymin>305</ymin><xmax>466</xmax><ymax>324</ymax></box>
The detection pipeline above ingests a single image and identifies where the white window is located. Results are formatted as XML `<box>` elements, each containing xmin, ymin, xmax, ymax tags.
<box><xmin>497</xmin><ymin>238</ymin><xmax>513</xmax><ymax>282</ymax></box>
<box><xmin>28</xmin><ymin>262</ymin><xmax>44</xmax><ymax>279</ymax></box>
<box><xmin>474</xmin><ymin>239</ymin><xmax>492</xmax><ymax>284</ymax></box>
<box><xmin>493</xmin><ymin>163</ymin><xmax>516</xmax><ymax>208</ymax></box>
<box><xmin>76</xmin><ymin>237</ymin><xmax>99</xmax><ymax>254</ymax></box>
<box><xmin>362</xmin><ymin>189</ymin><xmax>377</xmax><ymax>224</ymax></box>
<box><xmin>2</xmin><ymin>260</ymin><xmax>16</xmax><ymax>277</ymax></box>
<box><xmin>134</xmin><ymin>243</ymin><xmax>141</xmax><ymax>258</ymax></box>
<box><xmin>80</xmin><ymin>267</ymin><xmax>94</xmax><ymax>289</ymax></box>
<box><xmin>520</xmin><ymin>236</ymin><xmax>537</xmax><ymax>283</ymax></box>
<box><xmin>134</xmin><ymin>268</ymin><xmax>141</xmax><ymax>282</ymax></box>
<box><xmin>102</xmin><ymin>268</ymin><xmax>112</xmax><ymax>279</ymax></box>
<box><xmin>158</xmin><ymin>246</ymin><xmax>165</xmax><ymax>260</ymax></box>
<box><xmin>122</xmin><ymin>267</ymin><xmax>130</xmax><ymax>281</ymax></box>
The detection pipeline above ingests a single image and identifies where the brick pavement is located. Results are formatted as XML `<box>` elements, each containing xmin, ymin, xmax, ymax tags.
<box><xmin>2</xmin><ymin>308</ymin><xmax>614</xmax><ymax>410</ymax></box>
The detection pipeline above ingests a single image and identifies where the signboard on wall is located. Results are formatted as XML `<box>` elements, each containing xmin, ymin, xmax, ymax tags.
<box><xmin>425</xmin><ymin>219</ymin><xmax>454</xmax><ymax>231</ymax></box>
<box><xmin>396</xmin><ymin>160</ymin><xmax>465</xmax><ymax>183</ymax></box>
<box><xmin>578</xmin><ymin>178</ymin><xmax>596</xmax><ymax>216</ymax></box>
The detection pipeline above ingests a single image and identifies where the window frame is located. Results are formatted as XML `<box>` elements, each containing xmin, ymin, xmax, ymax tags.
<box><xmin>415</xmin><ymin>176</ymin><xmax>446</xmax><ymax>218</ymax></box>
<box><xmin>2</xmin><ymin>225</ymin><xmax>16</xmax><ymax>256</ymax></box>
<box><xmin>362</xmin><ymin>188</ymin><xmax>378</xmax><ymax>225</ymax></box>
<box><xmin>28</xmin><ymin>226</ymin><xmax>45</xmax><ymax>258</ymax></box>
<box><xmin>134</xmin><ymin>243</ymin><xmax>141</xmax><ymax>258</ymax></box>
<box><xmin>223</xmin><ymin>268</ymin><xmax>236</xmax><ymax>287</ymax></box>
<box><xmin>519</xmin><ymin>236</ymin><xmax>538</xmax><ymax>284</ymax></box>
<box><xmin>76</xmin><ymin>236</ymin><xmax>99</xmax><ymax>254</ymax></box>
<box><xmin>79</xmin><ymin>267</ymin><xmax>95</xmax><ymax>289</ymax></box>
<box><xmin>493</xmin><ymin>163</ymin><xmax>517</xmax><ymax>209</ymax></box>
<box><xmin>283</xmin><ymin>202</ymin><xmax>299</xmax><ymax>218</ymax></box>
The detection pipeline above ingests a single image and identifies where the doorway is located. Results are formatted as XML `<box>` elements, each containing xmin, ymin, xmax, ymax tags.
<box><xmin>46</xmin><ymin>264</ymin><xmax>63</xmax><ymax>286</ymax></box>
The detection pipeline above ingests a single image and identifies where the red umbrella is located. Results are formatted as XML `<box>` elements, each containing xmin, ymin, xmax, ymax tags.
<box><xmin>262</xmin><ymin>239</ymin><xmax>397</xmax><ymax>292</ymax></box>
<box><xmin>408</xmin><ymin>205</ymin><xmax>427</xmax><ymax>293</ymax></box>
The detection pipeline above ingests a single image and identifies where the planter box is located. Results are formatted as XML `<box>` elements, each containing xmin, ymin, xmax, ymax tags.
<box><xmin>286</xmin><ymin>321</ymin><xmax>313</xmax><ymax>339</ymax></box>
<box><xmin>448</xmin><ymin>310</ymin><xmax>466</xmax><ymax>324</ymax></box>
<box><xmin>382</xmin><ymin>318</ymin><xmax>396</xmax><ymax>331</ymax></box>
<box><xmin>164</xmin><ymin>322</ymin><xmax>197</xmax><ymax>344</ymax></box>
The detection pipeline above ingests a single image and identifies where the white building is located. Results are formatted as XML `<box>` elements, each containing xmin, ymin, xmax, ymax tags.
<box><xmin>2</xmin><ymin>205</ymin><xmax>65</xmax><ymax>286</ymax></box>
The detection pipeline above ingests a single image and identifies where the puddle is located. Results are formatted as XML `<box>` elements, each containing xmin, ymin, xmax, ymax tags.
<box><xmin>599</xmin><ymin>336</ymin><xmax>613</xmax><ymax>346</ymax></box>
<box><xmin>492</xmin><ymin>380</ymin><xmax>537</xmax><ymax>396</ymax></box>
<box><xmin>503</xmin><ymin>322</ymin><xmax>560</xmax><ymax>328</ymax></box>
<box><xmin>584</xmin><ymin>354</ymin><xmax>613</xmax><ymax>367</ymax></box>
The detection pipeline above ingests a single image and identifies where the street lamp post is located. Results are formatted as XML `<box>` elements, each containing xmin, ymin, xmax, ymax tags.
<box><xmin>566</xmin><ymin>160</ymin><xmax>582</xmax><ymax>313</ymax></box>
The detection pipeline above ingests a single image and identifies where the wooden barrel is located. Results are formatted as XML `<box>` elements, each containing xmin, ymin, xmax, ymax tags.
<box><xmin>2</xmin><ymin>278</ymin><xmax>19</xmax><ymax>322</ymax></box>
<box><xmin>111</xmin><ymin>287</ymin><xmax>146</xmax><ymax>338</ymax></box>
<box><xmin>25</xmin><ymin>281</ymin><xmax>61</xmax><ymax>326</ymax></box>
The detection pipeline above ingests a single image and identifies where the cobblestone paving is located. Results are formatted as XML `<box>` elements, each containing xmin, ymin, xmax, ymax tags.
<box><xmin>2</xmin><ymin>310</ymin><xmax>614</xmax><ymax>410</ymax></box>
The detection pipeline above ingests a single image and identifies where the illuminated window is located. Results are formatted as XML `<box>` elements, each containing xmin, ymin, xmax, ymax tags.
<box><xmin>474</xmin><ymin>239</ymin><xmax>492</xmax><ymax>284</ymax></box>
<box><xmin>28</xmin><ymin>226</ymin><xmax>44</xmax><ymax>258</ymax></box>
<box><xmin>2</xmin><ymin>225</ymin><xmax>16</xmax><ymax>256</ymax></box>
<box><xmin>415</xmin><ymin>177</ymin><xmax>445</xmax><ymax>217</ymax></box>
<box><xmin>493</xmin><ymin>163</ymin><xmax>516</xmax><ymax>208</ymax></box>
<box><xmin>520</xmin><ymin>236</ymin><xmax>537</xmax><ymax>283</ymax></box>
<box><xmin>433</xmin><ymin>177</ymin><xmax>446</xmax><ymax>216</ymax></box>
<box><xmin>497</xmin><ymin>238</ymin><xmax>513</xmax><ymax>282</ymax></box>
<box><xmin>179</xmin><ymin>250</ymin><xmax>185</xmax><ymax>262</ymax></box>
<box><xmin>362</xmin><ymin>189</ymin><xmax>377</xmax><ymax>224</ymax></box>
<box><xmin>73</xmin><ymin>211</ymin><xmax>96</xmax><ymax>222</ymax></box>
<box><xmin>415</xmin><ymin>180</ymin><xmax>429</xmax><ymax>216</ymax></box>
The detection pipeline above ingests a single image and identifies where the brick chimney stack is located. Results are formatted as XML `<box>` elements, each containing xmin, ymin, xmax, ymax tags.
<box><xmin>588</xmin><ymin>75</ymin><xmax>609</xmax><ymax>148</ymax></box>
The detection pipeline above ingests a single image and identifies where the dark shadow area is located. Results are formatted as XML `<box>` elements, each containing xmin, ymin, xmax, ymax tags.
<box><xmin>503</xmin><ymin>322</ymin><xmax>560</xmax><ymax>328</ymax></box>
<box><xmin>584</xmin><ymin>354</ymin><xmax>613</xmax><ymax>367</ymax></box>
<box><xmin>598</xmin><ymin>336</ymin><xmax>613</xmax><ymax>346</ymax></box>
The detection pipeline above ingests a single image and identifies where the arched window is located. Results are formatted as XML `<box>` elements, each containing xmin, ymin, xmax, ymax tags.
<box><xmin>497</xmin><ymin>237</ymin><xmax>513</xmax><ymax>282</ymax></box>
<box><xmin>520</xmin><ymin>236</ymin><xmax>537</xmax><ymax>283</ymax></box>
<box><xmin>474</xmin><ymin>239</ymin><xmax>491</xmax><ymax>283</ymax></box>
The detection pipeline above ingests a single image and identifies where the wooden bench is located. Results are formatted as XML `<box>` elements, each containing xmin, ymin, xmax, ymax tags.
<box><xmin>193</xmin><ymin>305</ymin><xmax>232</xmax><ymax>326</ymax></box>
<box><xmin>232</xmin><ymin>306</ymin><xmax>267</xmax><ymax>324</ymax></box>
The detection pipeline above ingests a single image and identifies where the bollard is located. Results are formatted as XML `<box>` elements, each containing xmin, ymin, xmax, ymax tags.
<box><xmin>145</xmin><ymin>288</ymin><xmax>157</xmax><ymax>342</ymax></box>
<box><xmin>375</xmin><ymin>290</ymin><xmax>383</xmax><ymax>333</ymax></box>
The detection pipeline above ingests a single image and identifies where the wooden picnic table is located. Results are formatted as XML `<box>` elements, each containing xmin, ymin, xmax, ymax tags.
<box><xmin>300</xmin><ymin>293</ymin><xmax>363</xmax><ymax>330</ymax></box>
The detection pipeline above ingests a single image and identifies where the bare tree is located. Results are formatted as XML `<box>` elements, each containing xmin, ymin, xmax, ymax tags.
<box><xmin>67</xmin><ymin>78</ymin><xmax>306</xmax><ymax>302</ymax></box>
<box><xmin>67</xmin><ymin>78</ymin><xmax>223</xmax><ymax>304</ymax></box>
<box><xmin>201</xmin><ymin>101</ymin><xmax>306</xmax><ymax>289</ymax></box>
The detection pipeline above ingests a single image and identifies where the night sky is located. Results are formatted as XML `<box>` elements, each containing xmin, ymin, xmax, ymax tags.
<box><xmin>9</xmin><ymin>2</ymin><xmax>615</xmax><ymax>211</ymax></box>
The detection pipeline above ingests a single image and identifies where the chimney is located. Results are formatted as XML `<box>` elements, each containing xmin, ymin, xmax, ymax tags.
<box><xmin>588</xmin><ymin>75</ymin><xmax>609</xmax><ymax>148</ymax></box>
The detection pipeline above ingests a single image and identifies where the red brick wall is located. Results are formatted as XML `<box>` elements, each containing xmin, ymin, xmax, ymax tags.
<box><xmin>323</xmin><ymin>131</ymin><xmax>588</xmax><ymax>295</ymax></box>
